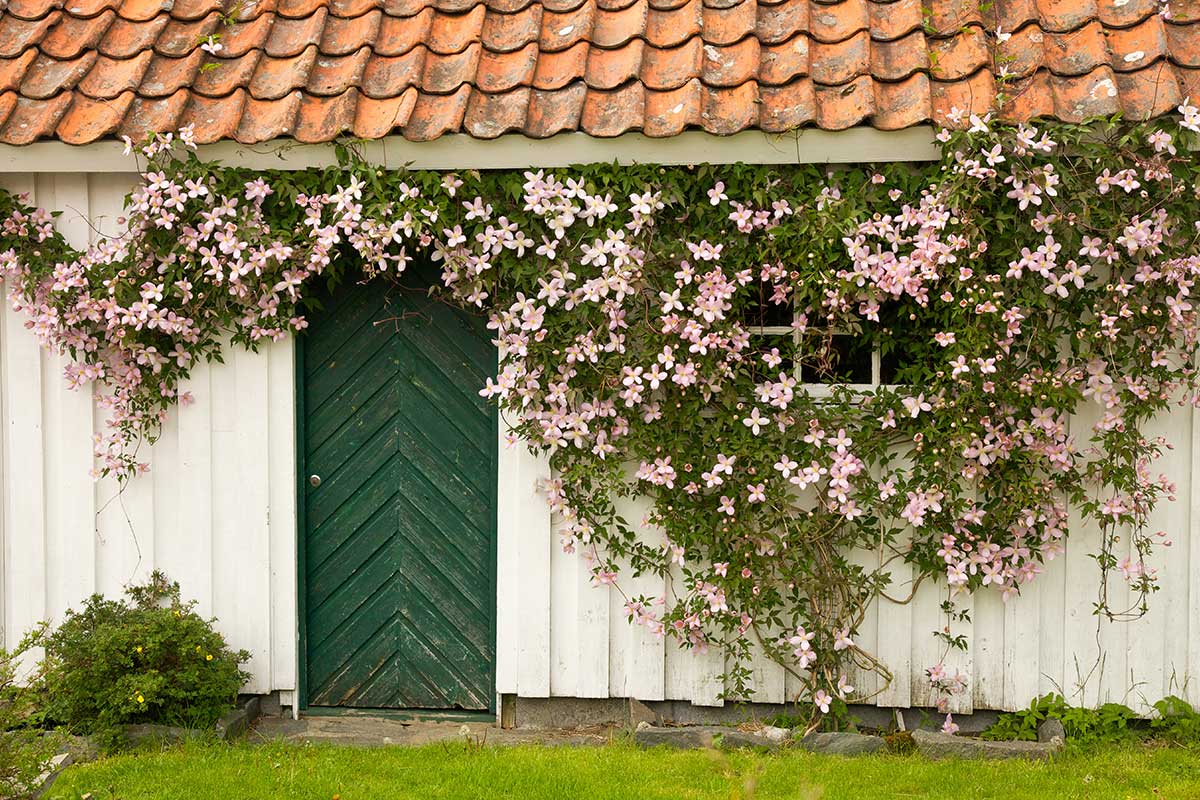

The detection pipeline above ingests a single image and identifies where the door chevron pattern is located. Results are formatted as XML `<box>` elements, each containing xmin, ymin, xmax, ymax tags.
<box><xmin>303</xmin><ymin>267</ymin><xmax>497</xmax><ymax>711</ymax></box>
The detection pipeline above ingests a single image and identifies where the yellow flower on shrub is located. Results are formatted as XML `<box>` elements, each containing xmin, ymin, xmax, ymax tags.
<box><xmin>136</xmin><ymin>694</ymin><xmax>144</xmax><ymax>704</ymax></box>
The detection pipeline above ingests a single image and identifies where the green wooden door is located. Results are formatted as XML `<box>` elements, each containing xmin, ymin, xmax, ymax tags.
<box><xmin>301</xmin><ymin>267</ymin><xmax>497</xmax><ymax>710</ymax></box>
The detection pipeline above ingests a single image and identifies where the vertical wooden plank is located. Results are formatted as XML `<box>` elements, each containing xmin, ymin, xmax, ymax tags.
<box><xmin>0</xmin><ymin>174</ymin><xmax>44</xmax><ymax>658</ymax></box>
<box><xmin>548</xmin><ymin>524</ymin><xmax>579</xmax><ymax>697</ymax></box>
<box><xmin>690</xmin><ymin>635</ymin><xmax>726</xmax><ymax>707</ymax></box>
<box><xmin>494</xmin><ymin>418</ymin><xmax>551</xmax><ymax>697</ymax></box>
<box><xmin>1037</xmin><ymin>533</ymin><xmax>1068</xmax><ymax>698</ymax></box>
<box><xmin>493</xmin><ymin>425</ymin><xmax>518</xmax><ymax>696</ymax></box>
<box><xmin>873</xmin><ymin>557</ymin><xmax>913</xmax><ymax>707</ymax></box>
<box><xmin>173</xmin><ymin>357</ymin><xmax>214</xmax><ymax>616</ymax></box>
<box><xmin>41</xmin><ymin>174</ymin><xmax>95</xmax><ymax>622</ymax></box>
<box><xmin>210</xmin><ymin>345</ymin><xmax>271</xmax><ymax>693</ymax></box>
<box><xmin>840</xmin><ymin>546</ymin><xmax>879</xmax><ymax>705</ymax></box>
<box><xmin>1189</xmin><ymin>400</ymin><xmax>1200</xmax><ymax>709</ymax></box>
<box><xmin>745</xmin><ymin>633</ymin><xmax>785</xmax><ymax>704</ymax></box>
<box><xmin>575</xmin><ymin>545</ymin><xmax>610</xmax><ymax>698</ymax></box>
<box><xmin>88</xmin><ymin>177</ymin><xmax>151</xmax><ymax>598</ymax></box>
<box><xmin>608</xmin><ymin>490</ymin><xmax>665</xmax><ymax>701</ymax></box>
<box><xmin>970</xmin><ymin>590</ymin><xmax>1005</xmax><ymax>709</ymax></box>
<box><xmin>1003</xmin><ymin>586</ymin><xmax>1039</xmax><ymax>711</ymax></box>
<box><xmin>268</xmin><ymin>336</ymin><xmax>298</xmax><ymax>693</ymax></box>
<box><xmin>1062</xmin><ymin>404</ymin><xmax>1104</xmax><ymax>707</ymax></box>
<box><xmin>907</xmin><ymin>577</ymin><xmax>942</xmax><ymax>709</ymax></box>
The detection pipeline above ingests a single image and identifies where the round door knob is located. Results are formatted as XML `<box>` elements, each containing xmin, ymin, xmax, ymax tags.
<box><xmin>309</xmin><ymin>474</ymin><xmax>322</xmax><ymax>488</ymax></box>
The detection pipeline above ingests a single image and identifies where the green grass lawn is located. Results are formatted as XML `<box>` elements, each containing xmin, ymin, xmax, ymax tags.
<box><xmin>45</xmin><ymin>738</ymin><xmax>1200</xmax><ymax>800</ymax></box>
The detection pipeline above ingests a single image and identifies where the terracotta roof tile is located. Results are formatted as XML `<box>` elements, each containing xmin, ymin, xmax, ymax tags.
<box><xmin>361</xmin><ymin>46</ymin><xmax>423</xmax><ymax>95</ymax></box>
<box><xmin>868</xmin><ymin>0</ymin><xmax>920</xmax><ymax>40</ymax></box>
<box><xmin>482</xmin><ymin>3</ymin><xmax>541</xmax><ymax>50</ymax></box>
<box><xmin>646</xmin><ymin>0</ymin><xmax>700</xmax><ymax>46</ymax></box>
<box><xmin>0</xmin><ymin>49</ymin><xmax>37</xmax><ymax>92</ymax></box>
<box><xmin>873</xmin><ymin>71</ymin><xmax>928</xmax><ymax>128</ymax></box>
<box><xmin>236</xmin><ymin>89</ymin><xmax>302</xmax><ymax>139</ymax></box>
<box><xmin>375</xmin><ymin>7</ymin><xmax>432</xmax><ymax>54</ymax></box>
<box><xmin>1107</xmin><ymin>16</ymin><xmax>1169</xmax><ymax>72</ymax></box>
<box><xmin>402</xmin><ymin>83</ymin><xmax>468</xmax><ymax>138</ymax></box>
<box><xmin>592</xmin><ymin>0</ymin><xmax>645</xmax><ymax>46</ymax></box>
<box><xmin>928</xmin><ymin>25</ymin><xmax>988</xmax><ymax>81</ymax></box>
<box><xmin>429</xmin><ymin>4</ymin><xmax>484</xmax><ymax>52</ymax></box>
<box><xmin>20</xmin><ymin>52</ymin><xmax>96</xmax><ymax>98</ymax></box>
<box><xmin>1167</xmin><ymin>21</ymin><xmax>1200</xmax><ymax>67</ymax></box>
<box><xmin>808</xmin><ymin>30</ymin><xmax>866</xmax><ymax>84</ymax></box>
<box><xmin>643</xmin><ymin>77</ymin><xmax>700</xmax><ymax>133</ymax></box>
<box><xmin>139</xmin><ymin>49</ymin><xmax>204</xmax><ymax>96</ymax></box>
<box><xmin>585</xmin><ymin>36</ymin><xmax>640</xmax><ymax>87</ymax></box>
<box><xmin>1096</xmin><ymin>0</ymin><xmax>1159</xmax><ymax>28</ymax></box>
<box><xmin>704</xmin><ymin>36</ymin><xmax>759</xmax><ymax>85</ymax></box>
<box><xmin>0</xmin><ymin>0</ymin><xmax>1193</xmax><ymax>144</ymax></box>
<box><xmin>352</xmin><ymin>86</ymin><xmax>415</xmax><ymax>134</ymax></box>
<box><xmin>307</xmin><ymin>45</ymin><xmax>371</xmax><ymax>93</ymax></box>
<box><xmin>251</xmin><ymin>46</ymin><xmax>317</xmax><ymax>98</ymax></box>
<box><xmin>292</xmin><ymin>86</ymin><xmax>356</xmax><ymax>140</ymax></box>
<box><xmin>533</xmin><ymin>38</ymin><xmax>586</xmax><ymax>86</ymax></box>
<box><xmin>872</xmin><ymin>30</ymin><xmax>926</xmax><ymax>80</ymax></box>
<box><xmin>810</xmin><ymin>0</ymin><xmax>866</xmax><ymax>43</ymax></box>
<box><xmin>643</xmin><ymin>37</ymin><xmax>700</xmax><ymax>87</ymax></box>
<box><xmin>265</xmin><ymin>8</ymin><xmax>327</xmax><ymax>56</ymax></box>
<box><xmin>56</xmin><ymin>89</ymin><xmax>133</xmax><ymax>141</ymax></box>
<box><xmin>1</xmin><ymin>91</ymin><xmax>71</xmax><ymax>143</ymax></box>
<box><xmin>5</xmin><ymin>0</ymin><xmax>62</xmax><ymax>23</ymax></box>
<box><xmin>77</xmin><ymin>49</ymin><xmax>152</xmax><ymax>97</ymax></box>
<box><xmin>0</xmin><ymin>91</ymin><xmax>22</xmax><ymax>130</ymax></box>
<box><xmin>464</xmin><ymin>84</ymin><xmax>529</xmax><ymax>135</ymax></box>
<box><xmin>179</xmin><ymin>86</ymin><xmax>245</xmax><ymax>140</ymax></box>
<box><xmin>120</xmin><ymin>88</ymin><xmax>187</xmax><ymax>138</ymax></box>
<box><xmin>154</xmin><ymin>14</ymin><xmax>219</xmax><ymax>57</ymax></box>
<box><xmin>193</xmin><ymin>49</ymin><xmax>262</xmax><ymax>94</ymax></box>
<box><xmin>539</xmin><ymin>2</ymin><xmax>594</xmax><ymax>50</ymax></box>
<box><xmin>0</xmin><ymin>11</ymin><xmax>61</xmax><ymax>59</ymax></box>
<box><xmin>98</xmin><ymin>14</ymin><xmax>167</xmax><ymax>58</ymax></box>
<box><xmin>217</xmin><ymin>14</ymin><xmax>275</xmax><ymax>57</ymax></box>
<box><xmin>524</xmin><ymin>80</ymin><xmax>584</xmax><ymax>134</ymax></box>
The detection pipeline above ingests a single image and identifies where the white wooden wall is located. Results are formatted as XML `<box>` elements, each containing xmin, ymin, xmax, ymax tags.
<box><xmin>0</xmin><ymin>174</ymin><xmax>297</xmax><ymax>698</ymax></box>
<box><xmin>2</xmin><ymin>171</ymin><xmax>1198</xmax><ymax>716</ymax></box>
<box><xmin>496</xmin><ymin>407</ymin><xmax>1200</xmax><ymax>716</ymax></box>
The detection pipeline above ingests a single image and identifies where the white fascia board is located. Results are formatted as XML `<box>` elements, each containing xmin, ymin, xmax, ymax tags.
<box><xmin>0</xmin><ymin>128</ymin><xmax>940</xmax><ymax>173</ymax></box>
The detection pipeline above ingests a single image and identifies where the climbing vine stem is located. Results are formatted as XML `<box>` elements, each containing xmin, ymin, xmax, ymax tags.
<box><xmin>3</xmin><ymin>108</ymin><xmax>1200</xmax><ymax>727</ymax></box>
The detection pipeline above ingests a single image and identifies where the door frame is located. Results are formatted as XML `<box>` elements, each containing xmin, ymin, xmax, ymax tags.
<box><xmin>293</xmin><ymin>305</ymin><xmax>500</xmax><ymax>717</ymax></box>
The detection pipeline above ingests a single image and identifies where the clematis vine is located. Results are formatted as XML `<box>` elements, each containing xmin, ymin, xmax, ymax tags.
<box><xmin>3</xmin><ymin>107</ymin><xmax>1200</xmax><ymax>725</ymax></box>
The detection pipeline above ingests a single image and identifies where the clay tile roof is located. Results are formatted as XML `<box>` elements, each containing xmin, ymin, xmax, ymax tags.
<box><xmin>0</xmin><ymin>0</ymin><xmax>1194</xmax><ymax>144</ymax></box>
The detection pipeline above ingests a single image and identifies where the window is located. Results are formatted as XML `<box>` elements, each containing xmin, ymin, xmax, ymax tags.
<box><xmin>744</xmin><ymin>286</ymin><xmax>913</xmax><ymax>392</ymax></box>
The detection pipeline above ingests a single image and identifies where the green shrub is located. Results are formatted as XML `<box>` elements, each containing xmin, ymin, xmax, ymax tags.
<box><xmin>1149</xmin><ymin>696</ymin><xmax>1200</xmax><ymax>744</ymax></box>
<box><xmin>984</xmin><ymin>693</ymin><xmax>1200</xmax><ymax>746</ymax></box>
<box><xmin>0</xmin><ymin>628</ymin><xmax>61</xmax><ymax>797</ymax></box>
<box><xmin>39</xmin><ymin>572</ymin><xmax>249</xmax><ymax>739</ymax></box>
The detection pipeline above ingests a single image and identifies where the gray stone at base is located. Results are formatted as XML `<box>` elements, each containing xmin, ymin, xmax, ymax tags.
<box><xmin>1037</xmin><ymin>717</ymin><xmax>1066</xmax><ymax>743</ymax></box>
<box><xmin>797</xmin><ymin>731</ymin><xmax>888</xmax><ymax>755</ymax></box>
<box><xmin>912</xmin><ymin>729</ymin><xmax>1062</xmax><ymax>761</ymax></box>
<box><xmin>634</xmin><ymin>726</ymin><xmax>720</xmax><ymax>749</ymax></box>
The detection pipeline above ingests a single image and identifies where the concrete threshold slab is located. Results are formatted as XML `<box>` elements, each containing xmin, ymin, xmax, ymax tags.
<box><xmin>251</xmin><ymin>715</ymin><xmax>618</xmax><ymax>748</ymax></box>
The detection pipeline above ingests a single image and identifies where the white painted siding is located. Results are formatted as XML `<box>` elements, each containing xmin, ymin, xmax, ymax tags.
<box><xmin>0</xmin><ymin>174</ymin><xmax>297</xmax><ymax>696</ymax></box>
<box><xmin>1</xmin><ymin>172</ymin><xmax>1197</xmax><ymax>715</ymax></box>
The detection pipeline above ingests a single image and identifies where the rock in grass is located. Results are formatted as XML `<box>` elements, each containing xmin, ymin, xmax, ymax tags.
<box><xmin>633</xmin><ymin>726</ymin><xmax>778</xmax><ymax>751</ymax></box>
<box><xmin>912</xmin><ymin>730</ymin><xmax>1062</xmax><ymax>761</ymax></box>
<box><xmin>1037</xmin><ymin>717</ymin><xmax>1066</xmax><ymax>744</ymax></box>
<box><xmin>797</xmin><ymin>731</ymin><xmax>888</xmax><ymax>755</ymax></box>
<box><xmin>634</xmin><ymin>726</ymin><xmax>720</xmax><ymax>749</ymax></box>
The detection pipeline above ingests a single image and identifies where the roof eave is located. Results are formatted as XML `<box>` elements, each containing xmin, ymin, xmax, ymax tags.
<box><xmin>0</xmin><ymin>128</ymin><xmax>941</xmax><ymax>173</ymax></box>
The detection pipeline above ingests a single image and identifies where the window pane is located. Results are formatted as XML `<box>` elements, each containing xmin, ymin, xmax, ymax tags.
<box><xmin>742</xmin><ymin>281</ymin><xmax>794</xmax><ymax>329</ymax></box>
<box><xmin>800</xmin><ymin>334</ymin><xmax>872</xmax><ymax>384</ymax></box>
